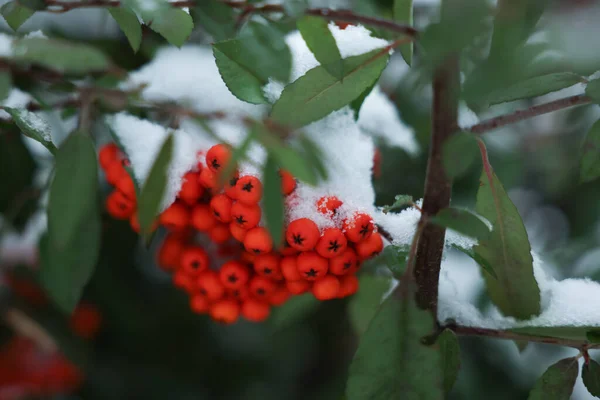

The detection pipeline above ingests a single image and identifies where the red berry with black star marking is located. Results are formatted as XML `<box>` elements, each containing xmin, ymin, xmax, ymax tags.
<box><xmin>106</xmin><ymin>190</ymin><xmax>135</xmax><ymax>220</ymax></box>
<box><xmin>180</xmin><ymin>246</ymin><xmax>210</xmax><ymax>276</ymax></box>
<box><xmin>315</xmin><ymin>228</ymin><xmax>348</xmax><ymax>259</ymax></box>
<box><xmin>229</xmin><ymin>222</ymin><xmax>248</xmax><ymax>242</ymax></box>
<box><xmin>297</xmin><ymin>251</ymin><xmax>328</xmax><ymax>281</ymax></box>
<box><xmin>231</xmin><ymin>202</ymin><xmax>261</xmax><ymax>230</ymax></box>
<box><xmin>196</xmin><ymin>270</ymin><xmax>225</xmax><ymax>301</ymax></box>
<box><xmin>356</xmin><ymin>232</ymin><xmax>384</xmax><ymax>260</ymax></box>
<box><xmin>253</xmin><ymin>253</ymin><xmax>282</xmax><ymax>280</ymax></box>
<box><xmin>219</xmin><ymin>261</ymin><xmax>250</xmax><ymax>289</ymax></box>
<box><xmin>317</xmin><ymin>196</ymin><xmax>343</xmax><ymax>216</ymax></box>
<box><xmin>286</xmin><ymin>218</ymin><xmax>320</xmax><ymax>251</ymax></box>
<box><xmin>210</xmin><ymin>194</ymin><xmax>233</xmax><ymax>223</ymax></box>
<box><xmin>343</xmin><ymin>213</ymin><xmax>374</xmax><ymax>243</ymax></box>
<box><xmin>243</xmin><ymin>227</ymin><xmax>273</xmax><ymax>255</ymax></box>
<box><xmin>249</xmin><ymin>276</ymin><xmax>277</xmax><ymax>299</ymax></box>
<box><xmin>329</xmin><ymin>247</ymin><xmax>358</xmax><ymax>276</ymax></box>
<box><xmin>206</xmin><ymin>144</ymin><xmax>231</xmax><ymax>173</ymax></box>
<box><xmin>235</xmin><ymin>175</ymin><xmax>262</xmax><ymax>205</ymax></box>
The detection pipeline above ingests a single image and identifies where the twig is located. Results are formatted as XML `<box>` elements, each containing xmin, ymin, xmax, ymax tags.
<box><xmin>376</xmin><ymin>224</ymin><xmax>394</xmax><ymax>244</ymax></box>
<box><xmin>3</xmin><ymin>308</ymin><xmax>58</xmax><ymax>353</ymax></box>
<box><xmin>467</xmin><ymin>94</ymin><xmax>592</xmax><ymax>135</ymax></box>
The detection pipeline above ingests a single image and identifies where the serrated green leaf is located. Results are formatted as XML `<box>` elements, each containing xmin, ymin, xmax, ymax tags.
<box><xmin>241</xmin><ymin>21</ymin><xmax>291</xmax><ymax>83</ymax></box>
<box><xmin>138</xmin><ymin>134</ymin><xmax>174</xmax><ymax>237</ymax></box>
<box><xmin>528</xmin><ymin>358</ymin><xmax>578</xmax><ymax>400</ymax></box>
<box><xmin>486</xmin><ymin>72</ymin><xmax>583</xmax><ymax>105</ymax></box>
<box><xmin>348</xmin><ymin>274</ymin><xmax>394</xmax><ymax>336</ymax></box>
<box><xmin>271</xmin><ymin>48</ymin><xmax>390</xmax><ymax>128</ymax></box>
<box><xmin>0</xmin><ymin>69</ymin><xmax>12</xmax><ymax>102</ymax></box>
<box><xmin>347</xmin><ymin>284</ymin><xmax>443</xmax><ymax>400</ymax></box>
<box><xmin>4</xmin><ymin>107</ymin><xmax>57</xmax><ymax>155</ymax></box>
<box><xmin>12</xmin><ymin>38</ymin><xmax>110</xmax><ymax>74</ymax></box>
<box><xmin>297</xmin><ymin>16</ymin><xmax>343</xmax><ymax>79</ymax></box>
<box><xmin>47</xmin><ymin>131</ymin><xmax>97</xmax><ymax>248</ymax></box>
<box><xmin>350</xmin><ymin>81</ymin><xmax>375</xmax><ymax>119</ymax></box>
<box><xmin>580</xmin><ymin>119</ymin><xmax>600</xmax><ymax>183</ymax></box>
<box><xmin>393</xmin><ymin>0</ymin><xmax>413</xmax><ymax>65</ymax></box>
<box><xmin>430</xmin><ymin>207</ymin><xmax>491</xmax><ymax>241</ymax></box>
<box><xmin>108</xmin><ymin>7</ymin><xmax>142</xmax><ymax>52</ymax></box>
<box><xmin>382</xmin><ymin>194</ymin><xmax>413</xmax><ymax>213</ymax></box>
<box><xmin>582</xmin><ymin>359</ymin><xmax>600</xmax><ymax>398</ymax></box>
<box><xmin>148</xmin><ymin>7</ymin><xmax>193</xmax><ymax>47</ymax></box>
<box><xmin>1</xmin><ymin>1</ymin><xmax>34</xmax><ymax>31</ymax></box>
<box><xmin>438</xmin><ymin>329</ymin><xmax>460</xmax><ymax>394</ymax></box>
<box><xmin>586</xmin><ymin>79</ymin><xmax>600</xmax><ymax>105</ymax></box>
<box><xmin>442</xmin><ymin>131</ymin><xmax>479</xmax><ymax>179</ymax></box>
<box><xmin>474</xmin><ymin>143</ymin><xmax>540</xmax><ymax>319</ymax></box>
<box><xmin>213</xmin><ymin>45</ymin><xmax>268</xmax><ymax>104</ymax></box>
<box><xmin>192</xmin><ymin>0</ymin><xmax>236</xmax><ymax>41</ymax></box>
<box><xmin>264</xmin><ymin>155</ymin><xmax>285</xmax><ymax>248</ymax></box>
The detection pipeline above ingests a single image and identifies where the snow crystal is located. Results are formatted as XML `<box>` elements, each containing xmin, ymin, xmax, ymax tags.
<box><xmin>0</xmin><ymin>89</ymin><xmax>30</xmax><ymax>119</ymax></box>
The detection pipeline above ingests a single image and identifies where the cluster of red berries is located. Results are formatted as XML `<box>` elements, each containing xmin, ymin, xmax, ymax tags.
<box><xmin>98</xmin><ymin>142</ymin><xmax>384</xmax><ymax>324</ymax></box>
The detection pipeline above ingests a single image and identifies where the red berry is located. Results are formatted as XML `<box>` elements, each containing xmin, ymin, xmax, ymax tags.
<box><xmin>286</xmin><ymin>218</ymin><xmax>320</xmax><ymax>251</ymax></box>
<box><xmin>106</xmin><ymin>190</ymin><xmax>135</xmax><ymax>220</ymax></box>
<box><xmin>241</xmin><ymin>299</ymin><xmax>270</xmax><ymax>322</ymax></box>
<box><xmin>231</xmin><ymin>202</ymin><xmax>261</xmax><ymax>230</ymax></box>
<box><xmin>210</xmin><ymin>194</ymin><xmax>233</xmax><ymax>223</ymax></box>
<box><xmin>249</xmin><ymin>276</ymin><xmax>277</xmax><ymax>299</ymax></box>
<box><xmin>191</xmin><ymin>204</ymin><xmax>217</xmax><ymax>232</ymax></box>
<box><xmin>197</xmin><ymin>270</ymin><xmax>225</xmax><ymax>301</ymax></box>
<box><xmin>286</xmin><ymin>279</ymin><xmax>310</xmax><ymax>294</ymax></box>
<box><xmin>317</xmin><ymin>196</ymin><xmax>343</xmax><ymax>216</ymax></box>
<box><xmin>105</xmin><ymin>160</ymin><xmax>127</xmax><ymax>185</ymax></box>
<box><xmin>209</xmin><ymin>223</ymin><xmax>231</xmax><ymax>244</ymax></box>
<box><xmin>173</xmin><ymin>270</ymin><xmax>195</xmax><ymax>293</ymax></box>
<box><xmin>312</xmin><ymin>275</ymin><xmax>340</xmax><ymax>300</ymax></box>
<box><xmin>219</xmin><ymin>261</ymin><xmax>250</xmax><ymax>289</ymax></box>
<box><xmin>224</xmin><ymin>173</ymin><xmax>240</xmax><ymax>200</ymax></box>
<box><xmin>178</xmin><ymin>172</ymin><xmax>204</xmax><ymax>205</ymax></box>
<box><xmin>268</xmin><ymin>286</ymin><xmax>290</xmax><ymax>306</ymax></box>
<box><xmin>180</xmin><ymin>246</ymin><xmax>210</xmax><ymax>276</ymax></box>
<box><xmin>199</xmin><ymin>167</ymin><xmax>218</xmax><ymax>190</ymax></box>
<box><xmin>243</xmin><ymin>227</ymin><xmax>273</xmax><ymax>255</ymax></box>
<box><xmin>190</xmin><ymin>294</ymin><xmax>210</xmax><ymax>314</ymax></box>
<box><xmin>280</xmin><ymin>170</ymin><xmax>296</xmax><ymax>195</ymax></box>
<box><xmin>297</xmin><ymin>251</ymin><xmax>328</xmax><ymax>281</ymax></box>
<box><xmin>356</xmin><ymin>232</ymin><xmax>384</xmax><ymax>259</ymax></box>
<box><xmin>281</xmin><ymin>256</ymin><xmax>302</xmax><ymax>281</ymax></box>
<box><xmin>157</xmin><ymin>233</ymin><xmax>186</xmax><ymax>271</ymax></box>
<box><xmin>329</xmin><ymin>247</ymin><xmax>358</xmax><ymax>276</ymax></box>
<box><xmin>235</xmin><ymin>176</ymin><xmax>263</xmax><ymax>205</ymax></box>
<box><xmin>210</xmin><ymin>299</ymin><xmax>240</xmax><ymax>324</ymax></box>
<box><xmin>99</xmin><ymin>143</ymin><xmax>120</xmax><ymax>170</ymax></box>
<box><xmin>253</xmin><ymin>253</ymin><xmax>282</xmax><ymax>280</ymax></box>
<box><xmin>206</xmin><ymin>144</ymin><xmax>231</xmax><ymax>173</ymax></box>
<box><xmin>228</xmin><ymin>284</ymin><xmax>250</xmax><ymax>301</ymax></box>
<box><xmin>343</xmin><ymin>213</ymin><xmax>374</xmax><ymax>243</ymax></box>
<box><xmin>315</xmin><ymin>228</ymin><xmax>348</xmax><ymax>259</ymax></box>
<box><xmin>116</xmin><ymin>174</ymin><xmax>136</xmax><ymax>200</ymax></box>
<box><xmin>159</xmin><ymin>202</ymin><xmax>190</xmax><ymax>231</ymax></box>
<box><xmin>229</xmin><ymin>222</ymin><xmax>248</xmax><ymax>242</ymax></box>
<box><xmin>338</xmin><ymin>274</ymin><xmax>359</xmax><ymax>298</ymax></box>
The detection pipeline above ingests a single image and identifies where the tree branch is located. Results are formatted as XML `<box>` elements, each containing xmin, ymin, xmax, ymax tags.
<box><xmin>467</xmin><ymin>94</ymin><xmax>592</xmax><ymax>135</ymax></box>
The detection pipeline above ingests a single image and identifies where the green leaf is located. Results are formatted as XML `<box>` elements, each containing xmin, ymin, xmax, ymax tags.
<box><xmin>263</xmin><ymin>155</ymin><xmax>285</xmax><ymax>248</ymax></box>
<box><xmin>586</xmin><ymin>78</ymin><xmax>600</xmax><ymax>105</ymax></box>
<box><xmin>213</xmin><ymin>45</ymin><xmax>269</xmax><ymax>104</ymax></box>
<box><xmin>298</xmin><ymin>134</ymin><xmax>328</xmax><ymax>181</ymax></box>
<box><xmin>192</xmin><ymin>0</ymin><xmax>236</xmax><ymax>41</ymax></box>
<box><xmin>350</xmin><ymin>81</ymin><xmax>376</xmax><ymax>120</ymax></box>
<box><xmin>271</xmin><ymin>48</ymin><xmax>390</xmax><ymax>128</ymax></box>
<box><xmin>437</xmin><ymin>329</ymin><xmax>460</xmax><ymax>394</ymax></box>
<box><xmin>148</xmin><ymin>8</ymin><xmax>193</xmax><ymax>47</ymax></box>
<box><xmin>297</xmin><ymin>16</ymin><xmax>343</xmax><ymax>79</ymax></box>
<box><xmin>474</xmin><ymin>144</ymin><xmax>540</xmax><ymax>319</ymax></box>
<box><xmin>138</xmin><ymin>134</ymin><xmax>174</xmax><ymax>237</ymax></box>
<box><xmin>442</xmin><ymin>131</ymin><xmax>479</xmax><ymax>179</ymax></box>
<box><xmin>12</xmin><ymin>38</ymin><xmax>110</xmax><ymax>74</ymax></box>
<box><xmin>0</xmin><ymin>69</ymin><xmax>12</xmax><ymax>102</ymax></box>
<box><xmin>582</xmin><ymin>359</ymin><xmax>600</xmax><ymax>398</ymax></box>
<box><xmin>220</xmin><ymin>130</ymin><xmax>256</xmax><ymax>185</ymax></box>
<box><xmin>240</xmin><ymin>21</ymin><xmax>291</xmax><ymax>83</ymax></box>
<box><xmin>587</xmin><ymin>331</ymin><xmax>600</xmax><ymax>343</ymax></box>
<box><xmin>1</xmin><ymin>1</ymin><xmax>34</xmax><ymax>31</ymax></box>
<box><xmin>15</xmin><ymin>0</ymin><xmax>45</xmax><ymax>10</ymax></box>
<box><xmin>348</xmin><ymin>274</ymin><xmax>394</xmax><ymax>335</ymax></box>
<box><xmin>4</xmin><ymin>108</ymin><xmax>57</xmax><ymax>155</ymax></box>
<box><xmin>347</xmin><ymin>284</ymin><xmax>443</xmax><ymax>400</ymax></box>
<box><xmin>450</xmin><ymin>243</ymin><xmax>497</xmax><ymax>280</ymax></box>
<box><xmin>528</xmin><ymin>357</ymin><xmax>578</xmax><ymax>400</ymax></box>
<box><xmin>282</xmin><ymin>0</ymin><xmax>308</xmax><ymax>17</ymax></box>
<box><xmin>380</xmin><ymin>245</ymin><xmax>409</xmax><ymax>278</ymax></box>
<box><xmin>393</xmin><ymin>0</ymin><xmax>413</xmax><ymax>65</ymax></box>
<box><xmin>382</xmin><ymin>194</ymin><xmax>413</xmax><ymax>213</ymax></box>
<box><xmin>580</xmin><ymin>119</ymin><xmax>600</xmax><ymax>183</ymax></box>
<box><xmin>108</xmin><ymin>7</ymin><xmax>142</xmax><ymax>52</ymax></box>
<box><xmin>269</xmin><ymin>293</ymin><xmax>319</xmax><ymax>330</ymax></box>
<box><xmin>485</xmin><ymin>72</ymin><xmax>583</xmax><ymax>105</ymax></box>
<box><xmin>47</xmin><ymin>131</ymin><xmax>97</xmax><ymax>248</ymax></box>
<box><xmin>430</xmin><ymin>207</ymin><xmax>491</xmax><ymax>241</ymax></box>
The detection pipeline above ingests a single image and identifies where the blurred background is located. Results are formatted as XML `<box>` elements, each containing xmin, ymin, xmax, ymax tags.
<box><xmin>2</xmin><ymin>0</ymin><xmax>600</xmax><ymax>399</ymax></box>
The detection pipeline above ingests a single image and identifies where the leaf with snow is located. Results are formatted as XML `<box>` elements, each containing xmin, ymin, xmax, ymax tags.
<box><xmin>263</xmin><ymin>155</ymin><xmax>285</xmax><ymax>248</ymax></box>
<box><xmin>474</xmin><ymin>142</ymin><xmax>540</xmax><ymax>320</ymax></box>
<box><xmin>580</xmin><ymin>119</ymin><xmax>600</xmax><ymax>183</ymax></box>
<box><xmin>108</xmin><ymin>7</ymin><xmax>142</xmax><ymax>52</ymax></box>
<box><xmin>1</xmin><ymin>1</ymin><xmax>34</xmax><ymax>31</ymax></box>
<box><xmin>528</xmin><ymin>357</ymin><xmax>578</xmax><ymax>400</ymax></box>
<box><xmin>393</xmin><ymin>0</ymin><xmax>413</xmax><ymax>65</ymax></box>
<box><xmin>430</xmin><ymin>207</ymin><xmax>491</xmax><ymax>241</ymax></box>
<box><xmin>0</xmin><ymin>69</ymin><xmax>11</xmax><ymax>101</ymax></box>
<box><xmin>437</xmin><ymin>329</ymin><xmax>460</xmax><ymax>394</ymax></box>
<box><xmin>4</xmin><ymin>107</ymin><xmax>57</xmax><ymax>155</ymax></box>
<box><xmin>192</xmin><ymin>0</ymin><xmax>236</xmax><ymax>41</ymax></box>
<box><xmin>583</xmin><ymin>359</ymin><xmax>600</xmax><ymax>398</ymax></box>
<box><xmin>347</xmin><ymin>284</ymin><xmax>443</xmax><ymax>400</ymax></box>
<box><xmin>297</xmin><ymin>16</ymin><xmax>343</xmax><ymax>79</ymax></box>
<box><xmin>442</xmin><ymin>132</ymin><xmax>479</xmax><ymax>179</ymax></box>
<box><xmin>138</xmin><ymin>133</ymin><xmax>173</xmax><ymax>237</ymax></box>
<box><xmin>485</xmin><ymin>73</ymin><xmax>584</xmax><ymax>105</ymax></box>
<box><xmin>270</xmin><ymin>47</ymin><xmax>390</xmax><ymax>129</ymax></box>
<box><xmin>382</xmin><ymin>194</ymin><xmax>413</xmax><ymax>214</ymax></box>
<box><xmin>12</xmin><ymin>38</ymin><xmax>110</xmax><ymax>74</ymax></box>
<box><xmin>586</xmin><ymin>78</ymin><xmax>600</xmax><ymax>105</ymax></box>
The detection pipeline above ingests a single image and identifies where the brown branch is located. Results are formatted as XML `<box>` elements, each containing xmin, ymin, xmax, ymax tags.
<box><xmin>376</xmin><ymin>224</ymin><xmax>394</xmax><ymax>244</ymax></box>
<box><xmin>468</xmin><ymin>94</ymin><xmax>592</xmax><ymax>135</ymax></box>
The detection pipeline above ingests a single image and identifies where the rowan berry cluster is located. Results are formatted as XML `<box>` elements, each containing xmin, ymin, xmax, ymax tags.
<box><xmin>98</xmin><ymin>142</ymin><xmax>384</xmax><ymax>324</ymax></box>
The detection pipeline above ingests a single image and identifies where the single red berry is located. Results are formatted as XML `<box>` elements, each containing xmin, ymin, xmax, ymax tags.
<box><xmin>159</xmin><ymin>202</ymin><xmax>190</xmax><ymax>231</ymax></box>
<box><xmin>334</xmin><ymin>21</ymin><xmax>352</xmax><ymax>29</ymax></box>
<box><xmin>329</xmin><ymin>247</ymin><xmax>358</xmax><ymax>275</ymax></box>
<box><xmin>210</xmin><ymin>299</ymin><xmax>240</xmax><ymax>324</ymax></box>
<box><xmin>70</xmin><ymin>304</ymin><xmax>102</xmax><ymax>340</ymax></box>
<box><xmin>229</xmin><ymin>222</ymin><xmax>248</xmax><ymax>242</ymax></box>
<box><xmin>241</xmin><ymin>299</ymin><xmax>270</xmax><ymax>322</ymax></box>
<box><xmin>243</xmin><ymin>227</ymin><xmax>273</xmax><ymax>255</ymax></box>
<box><xmin>219</xmin><ymin>261</ymin><xmax>250</xmax><ymax>289</ymax></box>
<box><xmin>338</xmin><ymin>274</ymin><xmax>359</xmax><ymax>298</ymax></box>
<box><xmin>180</xmin><ymin>246</ymin><xmax>210</xmax><ymax>276</ymax></box>
<box><xmin>286</xmin><ymin>218</ymin><xmax>320</xmax><ymax>251</ymax></box>
<box><xmin>286</xmin><ymin>279</ymin><xmax>310</xmax><ymax>294</ymax></box>
<box><xmin>281</xmin><ymin>256</ymin><xmax>302</xmax><ymax>281</ymax></box>
<box><xmin>315</xmin><ymin>228</ymin><xmax>348</xmax><ymax>259</ymax></box>
<box><xmin>227</xmin><ymin>285</ymin><xmax>250</xmax><ymax>301</ymax></box>
<box><xmin>297</xmin><ymin>251</ymin><xmax>328</xmax><ymax>281</ymax></box>
<box><xmin>106</xmin><ymin>190</ymin><xmax>135</xmax><ymax>220</ymax></box>
<box><xmin>99</xmin><ymin>143</ymin><xmax>120</xmax><ymax>170</ymax></box>
<box><xmin>178</xmin><ymin>172</ymin><xmax>204</xmax><ymax>205</ymax></box>
<box><xmin>206</xmin><ymin>144</ymin><xmax>232</xmax><ymax>173</ymax></box>
<box><xmin>343</xmin><ymin>213</ymin><xmax>374</xmax><ymax>243</ymax></box>
<box><xmin>249</xmin><ymin>276</ymin><xmax>277</xmax><ymax>299</ymax></box>
<box><xmin>157</xmin><ymin>233</ymin><xmax>186</xmax><ymax>271</ymax></box>
<box><xmin>199</xmin><ymin>167</ymin><xmax>218</xmax><ymax>190</ymax></box>
<box><xmin>316</xmin><ymin>196</ymin><xmax>343</xmax><ymax>216</ymax></box>
<box><xmin>253</xmin><ymin>253</ymin><xmax>282</xmax><ymax>280</ymax></box>
<box><xmin>210</xmin><ymin>194</ymin><xmax>233</xmax><ymax>223</ymax></box>
<box><xmin>280</xmin><ymin>170</ymin><xmax>296</xmax><ymax>195</ymax></box>
<box><xmin>190</xmin><ymin>294</ymin><xmax>210</xmax><ymax>314</ymax></box>
<box><xmin>224</xmin><ymin>173</ymin><xmax>240</xmax><ymax>200</ymax></box>
<box><xmin>191</xmin><ymin>204</ymin><xmax>217</xmax><ymax>232</ymax></box>
<box><xmin>241</xmin><ymin>251</ymin><xmax>256</xmax><ymax>264</ymax></box>
<box><xmin>209</xmin><ymin>223</ymin><xmax>231</xmax><ymax>244</ymax></box>
<box><xmin>231</xmin><ymin>202</ymin><xmax>261</xmax><ymax>230</ymax></box>
<box><xmin>312</xmin><ymin>275</ymin><xmax>340</xmax><ymax>300</ymax></box>
<box><xmin>356</xmin><ymin>232</ymin><xmax>384</xmax><ymax>260</ymax></box>
<box><xmin>104</xmin><ymin>160</ymin><xmax>127</xmax><ymax>186</ymax></box>
<box><xmin>115</xmin><ymin>174</ymin><xmax>136</xmax><ymax>200</ymax></box>
<box><xmin>268</xmin><ymin>286</ymin><xmax>290</xmax><ymax>306</ymax></box>
<box><xmin>197</xmin><ymin>270</ymin><xmax>225</xmax><ymax>301</ymax></box>
<box><xmin>173</xmin><ymin>270</ymin><xmax>195</xmax><ymax>293</ymax></box>
<box><xmin>235</xmin><ymin>176</ymin><xmax>263</xmax><ymax>205</ymax></box>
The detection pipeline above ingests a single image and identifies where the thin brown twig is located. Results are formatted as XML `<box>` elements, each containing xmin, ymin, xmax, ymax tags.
<box><xmin>468</xmin><ymin>94</ymin><xmax>593</xmax><ymax>135</ymax></box>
